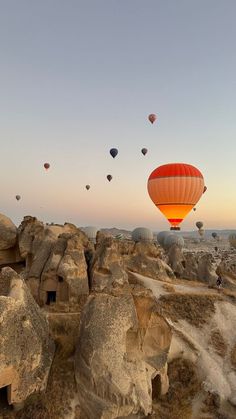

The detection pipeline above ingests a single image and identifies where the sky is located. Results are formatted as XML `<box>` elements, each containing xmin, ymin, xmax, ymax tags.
<box><xmin>0</xmin><ymin>0</ymin><xmax>236</xmax><ymax>231</ymax></box>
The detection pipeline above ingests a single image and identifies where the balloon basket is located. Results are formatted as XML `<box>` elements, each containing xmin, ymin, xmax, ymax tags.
<box><xmin>170</xmin><ymin>227</ymin><xmax>180</xmax><ymax>231</ymax></box>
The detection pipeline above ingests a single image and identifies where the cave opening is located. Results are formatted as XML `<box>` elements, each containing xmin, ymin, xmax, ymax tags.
<box><xmin>0</xmin><ymin>385</ymin><xmax>10</xmax><ymax>409</ymax></box>
<box><xmin>46</xmin><ymin>291</ymin><xmax>57</xmax><ymax>305</ymax></box>
<box><xmin>152</xmin><ymin>374</ymin><xmax>161</xmax><ymax>401</ymax></box>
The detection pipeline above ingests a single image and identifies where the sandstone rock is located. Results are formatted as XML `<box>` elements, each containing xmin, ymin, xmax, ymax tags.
<box><xmin>0</xmin><ymin>267</ymin><xmax>55</xmax><ymax>407</ymax></box>
<box><xmin>75</xmin><ymin>236</ymin><xmax>172</xmax><ymax>419</ymax></box>
<box><xmin>0</xmin><ymin>245</ymin><xmax>24</xmax><ymax>268</ymax></box>
<box><xmin>17</xmin><ymin>216</ymin><xmax>90</xmax><ymax>306</ymax></box>
<box><xmin>18</xmin><ymin>216</ymin><xmax>45</xmax><ymax>259</ymax></box>
<box><xmin>167</xmin><ymin>244</ymin><xmax>185</xmax><ymax>277</ymax></box>
<box><xmin>0</xmin><ymin>214</ymin><xmax>17</xmax><ymax>250</ymax></box>
<box><xmin>90</xmin><ymin>236</ymin><xmax>129</xmax><ymax>292</ymax></box>
<box><xmin>217</xmin><ymin>253</ymin><xmax>236</xmax><ymax>290</ymax></box>
<box><xmin>124</xmin><ymin>241</ymin><xmax>174</xmax><ymax>281</ymax></box>
<box><xmin>42</xmin><ymin>233</ymin><xmax>89</xmax><ymax>304</ymax></box>
<box><xmin>75</xmin><ymin>289</ymin><xmax>172</xmax><ymax>419</ymax></box>
<box><xmin>179</xmin><ymin>251</ymin><xmax>218</xmax><ymax>283</ymax></box>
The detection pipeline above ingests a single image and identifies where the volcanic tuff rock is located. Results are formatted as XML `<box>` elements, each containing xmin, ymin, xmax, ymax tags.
<box><xmin>90</xmin><ymin>235</ymin><xmax>129</xmax><ymax>292</ymax></box>
<box><xmin>170</xmin><ymin>250</ymin><xmax>218</xmax><ymax>284</ymax></box>
<box><xmin>95</xmin><ymin>236</ymin><xmax>174</xmax><ymax>282</ymax></box>
<box><xmin>0</xmin><ymin>267</ymin><xmax>55</xmax><ymax>407</ymax></box>
<box><xmin>217</xmin><ymin>252</ymin><xmax>236</xmax><ymax>290</ymax></box>
<box><xmin>16</xmin><ymin>217</ymin><xmax>91</xmax><ymax>305</ymax></box>
<box><xmin>123</xmin><ymin>241</ymin><xmax>175</xmax><ymax>281</ymax></box>
<box><xmin>167</xmin><ymin>244</ymin><xmax>185</xmax><ymax>276</ymax></box>
<box><xmin>75</xmin><ymin>236</ymin><xmax>172</xmax><ymax>419</ymax></box>
<box><xmin>0</xmin><ymin>213</ymin><xmax>17</xmax><ymax>250</ymax></box>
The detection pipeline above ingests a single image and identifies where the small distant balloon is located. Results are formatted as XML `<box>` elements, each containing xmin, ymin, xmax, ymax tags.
<box><xmin>148</xmin><ymin>114</ymin><xmax>157</xmax><ymax>124</ymax></box>
<box><xmin>212</xmin><ymin>232</ymin><xmax>218</xmax><ymax>239</ymax></box>
<box><xmin>193</xmin><ymin>207</ymin><xmax>196</xmax><ymax>211</ymax></box>
<box><xmin>44</xmin><ymin>163</ymin><xmax>50</xmax><ymax>170</ymax></box>
<box><xmin>107</xmin><ymin>175</ymin><xmax>112</xmax><ymax>182</ymax></box>
<box><xmin>110</xmin><ymin>148</ymin><xmax>118</xmax><ymax>158</ymax></box>
<box><xmin>15</xmin><ymin>195</ymin><xmax>21</xmax><ymax>201</ymax></box>
<box><xmin>141</xmin><ymin>148</ymin><xmax>148</xmax><ymax>156</ymax></box>
<box><xmin>203</xmin><ymin>186</ymin><xmax>207</xmax><ymax>193</ymax></box>
<box><xmin>196</xmin><ymin>221</ymin><xmax>203</xmax><ymax>230</ymax></box>
<box><xmin>85</xmin><ymin>185</ymin><xmax>90</xmax><ymax>190</ymax></box>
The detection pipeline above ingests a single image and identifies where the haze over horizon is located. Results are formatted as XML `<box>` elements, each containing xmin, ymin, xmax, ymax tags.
<box><xmin>1</xmin><ymin>0</ymin><xmax>236</xmax><ymax>231</ymax></box>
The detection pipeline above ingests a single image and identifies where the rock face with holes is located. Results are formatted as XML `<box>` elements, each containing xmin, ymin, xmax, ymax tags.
<box><xmin>75</xmin><ymin>236</ymin><xmax>172</xmax><ymax>419</ymax></box>
<box><xmin>0</xmin><ymin>267</ymin><xmax>55</xmax><ymax>408</ymax></box>
<box><xmin>17</xmin><ymin>216</ymin><xmax>91</xmax><ymax>306</ymax></box>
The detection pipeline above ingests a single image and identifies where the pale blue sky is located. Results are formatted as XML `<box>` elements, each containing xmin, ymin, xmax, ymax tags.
<box><xmin>0</xmin><ymin>0</ymin><xmax>236</xmax><ymax>230</ymax></box>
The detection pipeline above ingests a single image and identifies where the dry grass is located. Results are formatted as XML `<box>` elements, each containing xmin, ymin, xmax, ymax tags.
<box><xmin>162</xmin><ymin>283</ymin><xmax>176</xmax><ymax>293</ymax></box>
<box><xmin>0</xmin><ymin>311</ymin><xmax>84</xmax><ymax>419</ymax></box>
<box><xmin>209</xmin><ymin>329</ymin><xmax>227</xmax><ymax>357</ymax></box>
<box><xmin>158</xmin><ymin>293</ymin><xmax>223</xmax><ymax>327</ymax></box>
<box><xmin>16</xmin><ymin>353</ymin><xmax>78</xmax><ymax>419</ymax></box>
<box><xmin>152</xmin><ymin>358</ymin><xmax>200</xmax><ymax>419</ymax></box>
<box><xmin>48</xmin><ymin>313</ymin><xmax>81</xmax><ymax>359</ymax></box>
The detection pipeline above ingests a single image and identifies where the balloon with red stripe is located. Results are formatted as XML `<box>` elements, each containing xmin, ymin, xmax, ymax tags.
<box><xmin>147</xmin><ymin>163</ymin><xmax>206</xmax><ymax>230</ymax></box>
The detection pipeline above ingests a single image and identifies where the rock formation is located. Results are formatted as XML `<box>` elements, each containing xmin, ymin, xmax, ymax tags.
<box><xmin>0</xmin><ymin>214</ymin><xmax>17</xmax><ymax>250</ymax></box>
<box><xmin>0</xmin><ymin>214</ymin><xmax>23</xmax><ymax>269</ymax></box>
<box><xmin>121</xmin><ymin>240</ymin><xmax>174</xmax><ymax>281</ymax></box>
<box><xmin>0</xmin><ymin>267</ymin><xmax>55</xmax><ymax>409</ymax></box>
<box><xmin>170</xmin><ymin>250</ymin><xmax>218</xmax><ymax>284</ymax></box>
<box><xmin>17</xmin><ymin>216</ymin><xmax>91</xmax><ymax>306</ymax></box>
<box><xmin>75</xmin><ymin>236</ymin><xmax>172</xmax><ymax>419</ymax></box>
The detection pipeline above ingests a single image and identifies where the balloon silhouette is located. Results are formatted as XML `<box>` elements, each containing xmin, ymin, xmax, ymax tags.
<box><xmin>110</xmin><ymin>148</ymin><xmax>118</xmax><ymax>158</ymax></box>
<box><xmin>148</xmin><ymin>114</ymin><xmax>157</xmax><ymax>124</ymax></box>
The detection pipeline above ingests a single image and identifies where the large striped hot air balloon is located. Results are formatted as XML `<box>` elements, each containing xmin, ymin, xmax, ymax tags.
<box><xmin>147</xmin><ymin>163</ymin><xmax>205</xmax><ymax>230</ymax></box>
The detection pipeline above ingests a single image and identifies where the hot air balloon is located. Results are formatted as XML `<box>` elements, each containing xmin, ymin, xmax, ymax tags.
<box><xmin>164</xmin><ymin>234</ymin><xmax>185</xmax><ymax>250</ymax></box>
<box><xmin>148</xmin><ymin>114</ymin><xmax>157</xmax><ymax>124</ymax></box>
<box><xmin>147</xmin><ymin>163</ymin><xmax>205</xmax><ymax>230</ymax></box>
<box><xmin>132</xmin><ymin>227</ymin><xmax>153</xmax><ymax>243</ymax></box>
<box><xmin>44</xmin><ymin>163</ymin><xmax>50</xmax><ymax>170</ymax></box>
<box><xmin>107</xmin><ymin>175</ymin><xmax>112</xmax><ymax>182</ymax></box>
<box><xmin>193</xmin><ymin>207</ymin><xmax>197</xmax><ymax>211</ymax></box>
<box><xmin>15</xmin><ymin>195</ymin><xmax>21</xmax><ymax>201</ymax></box>
<box><xmin>196</xmin><ymin>221</ymin><xmax>203</xmax><ymax>230</ymax></box>
<box><xmin>141</xmin><ymin>148</ymin><xmax>148</xmax><ymax>156</ymax></box>
<box><xmin>83</xmin><ymin>226</ymin><xmax>98</xmax><ymax>243</ymax></box>
<box><xmin>115</xmin><ymin>233</ymin><xmax>124</xmax><ymax>240</ymax></box>
<box><xmin>85</xmin><ymin>185</ymin><xmax>90</xmax><ymax>190</ymax></box>
<box><xmin>156</xmin><ymin>231</ymin><xmax>171</xmax><ymax>247</ymax></box>
<box><xmin>110</xmin><ymin>148</ymin><xmax>118</xmax><ymax>158</ymax></box>
<box><xmin>212</xmin><ymin>232</ymin><xmax>218</xmax><ymax>239</ymax></box>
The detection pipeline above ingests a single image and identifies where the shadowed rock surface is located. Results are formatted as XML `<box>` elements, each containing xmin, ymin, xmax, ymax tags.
<box><xmin>0</xmin><ymin>214</ymin><xmax>17</xmax><ymax>251</ymax></box>
<box><xmin>0</xmin><ymin>267</ymin><xmax>55</xmax><ymax>408</ymax></box>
